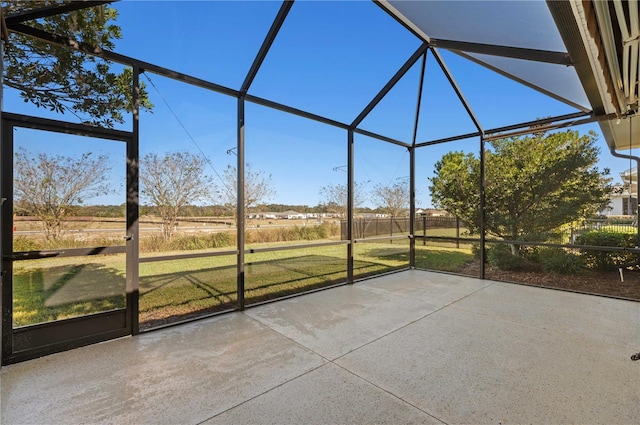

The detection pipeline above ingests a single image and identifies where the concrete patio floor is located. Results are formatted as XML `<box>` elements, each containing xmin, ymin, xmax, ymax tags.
<box><xmin>2</xmin><ymin>270</ymin><xmax>639</xmax><ymax>424</ymax></box>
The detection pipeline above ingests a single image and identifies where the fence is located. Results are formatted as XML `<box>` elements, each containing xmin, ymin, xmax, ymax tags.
<box><xmin>341</xmin><ymin>216</ymin><xmax>639</xmax><ymax>247</ymax></box>
<box><xmin>340</xmin><ymin>216</ymin><xmax>466</xmax><ymax>242</ymax></box>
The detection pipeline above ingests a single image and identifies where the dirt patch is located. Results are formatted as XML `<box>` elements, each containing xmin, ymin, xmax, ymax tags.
<box><xmin>461</xmin><ymin>262</ymin><xmax>640</xmax><ymax>301</ymax></box>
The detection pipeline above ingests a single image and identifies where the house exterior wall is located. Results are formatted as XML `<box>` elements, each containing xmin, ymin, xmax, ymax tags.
<box><xmin>602</xmin><ymin>194</ymin><xmax>638</xmax><ymax>216</ymax></box>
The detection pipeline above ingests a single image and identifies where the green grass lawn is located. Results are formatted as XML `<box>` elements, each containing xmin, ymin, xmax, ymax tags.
<box><xmin>13</xmin><ymin>256</ymin><xmax>126</xmax><ymax>327</ymax></box>
<box><xmin>12</xmin><ymin>242</ymin><xmax>474</xmax><ymax>329</ymax></box>
<box><xmin>415</xmin><ymin>245</ymin><xmax>475</xmax><ymax>272</ymax></box>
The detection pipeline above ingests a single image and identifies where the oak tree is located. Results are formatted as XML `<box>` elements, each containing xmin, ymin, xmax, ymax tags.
<box><xmin>220</xmin><ymin>163</ymin><xmax>275</xmax><ymax>220</ymax></box>
<box><xmin>140</xmin><ymin>151</ymin><xmax>215</xmax><ymax>241</ymax></box>
<box><xmin>372</xmin><ymin>179</ymin><xmax>409</xmax><ymax>217</ymax></box>
<box><xmin>429</xmin><ymin>130</ymin><xmax>612</xmax><ymax>253</ymax></box>
<box><xmin>14</xmin><ymin>148</ymin><xmax>112</xmax><ymax>241</ymax></box>
<box><xmin>318</xmin><ymin>182</ymin><xmax>369</xmax><ymax>218</ymax></box>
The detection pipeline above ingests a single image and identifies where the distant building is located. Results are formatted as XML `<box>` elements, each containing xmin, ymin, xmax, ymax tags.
<box><xmin>603</xmin><ymin>168</ymin><xmax>638</xmax><ymax>216</ymax></box>
<box><xmin>358</xmin><ymin>213</ymin><xmax>388</xmax><ymax>218</ymax></box>
<box><xmin>416</xmin><ymin>208</ymin><xmax>450</xmax><ymax>217</ymax></box>
<box><xmin>276</xmin><ymin>210</ymin><xmax>307</xmax><ymax>219</ymax></box>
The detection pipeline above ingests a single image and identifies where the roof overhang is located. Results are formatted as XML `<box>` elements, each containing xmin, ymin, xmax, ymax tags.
<box><xmin>549</xmin><ymin>0</ymin><xmax>639</xmax><ymax>151</ymax></box>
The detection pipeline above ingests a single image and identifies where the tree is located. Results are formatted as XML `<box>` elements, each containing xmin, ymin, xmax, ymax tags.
<box><xmin>14</xmin><ymin>148</ymin><xmax>112</xmax><ymax>241</ymax></box>
<box><xmin>140</xmin><ymin>151</ymin><xmax>215</xmax><ymax>241</ymax></box>
<box><xmin>372</xmin><ymin>179</ymin><xmax>409</xmax><ymax>217</ymax></box>
<box><xmin>318</xmin><ymin>182</ymin><xmax>369</xmax><ymax>218</ymax></box>
<box><xmin>429</xmin><ymin>130</ymin><xmax>612</xmax><ymax>253</ymax></box>
<box><xmin>3</xmin><ymin>1</ymin><xmax>152</xmax><ymax>127</ymax></box>
<box><xmin>220</xmin><ymin>163</ymin><xmax>276</xmax><ymax>220</ymax></box>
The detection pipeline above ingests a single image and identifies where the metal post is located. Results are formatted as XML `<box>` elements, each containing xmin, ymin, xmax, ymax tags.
<box><xmin>237</xmin><ymin>96</ymin><xmax>246</xmax><ymax>308</ymax></box>
<box><xmin>479</xmin><ymin>136</ymin><xmax>486</xmax><ymax>279</ymax></box>
<box><xmin>0</xmin><ymin>119</ymin><xmax>11</xmax><ymax>362</ymax></box>
<box><xmin>0</xmin><ymin>36</ymin><xmax>7</xmax><ymax>366</ymax></box>
<box><xmin>423</xmin><ymin>215</ymin><xmax>426</xmax><ymax>246</ymax></box>
<box><xmin>347</xmin><ymin>129</ymin><xmax>354</xmax><ymax>283</ymax></box>
<box><xmin>127</xmin><ymin>66</ymin><xmax>140</xmax><ymax>334</ymax></box>
<box><xmin>409</xmin><ymin>147</ymin><xmax>416</xmax><ymax>267</ymax></box>
<box><xmin>634</xmin><ymin>117</ymin><xmax>639</xmax><ymax>248</ymax></box>
<box><xmin>408</xmin><ymin>53</ymin><xmax>424</xmax><ymax>269</ymax></box>
<box><xmin>456</xmin><ymin>217</ymin><xmax>460</xmax><ymax>249</ymax></box>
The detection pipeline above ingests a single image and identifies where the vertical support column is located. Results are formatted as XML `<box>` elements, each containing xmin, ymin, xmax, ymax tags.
<box><xmin>0</xmin><ymin>29</ymin><xmax>6</xmax><ymax>368</ymax></box>
<box><xmin>0</xmin><ymin>128</ymin><xmax>10</xmax><ymax>366</ymax></box>
<box><xmin>423</xmin><ymin>215</ymin><xmax>426</xmax><ymax>246</ymax></box>
<box><xmin>237</xmin><ymin>96</ymin><xmax>246</xmax><ymax>309</ymax></box>
<box><xmin>479</xmin><ymin>136</ymin><xmax>486</xmax><ymax>279</ymax></box>
<box><xmin>0</xmin><ymin>37</ymin><xmax>10</xmax><ymax>365</ymax></box>
<box><xmin>409</xmin><ymin>146</ymin><xmax>416</xmax><ymax>268</ymax></box>
<box><xmin>632</xmin><ymin>118</ymin><xmax>640</xmax><ymax>249</ymax></box>
<box><xmin>347</xmin><ymin>129</ymin><xmax>354</xmax><ymax>283</ymax></box>
<box><xmin>409</xmin><ymin>53</ymin><xmax>425</xmax><ymax>270</ymax></box>
<box><xmin>127</xmin><ymin>66</ymin><xmax>141</xmax><ymax>334</ymax></box>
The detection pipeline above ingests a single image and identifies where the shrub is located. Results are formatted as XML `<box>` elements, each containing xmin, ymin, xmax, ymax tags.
<box><xmin>471</xmin><ymin>243</ymin><xmax>482</xmax><ymax>259</ymax></box>
<box><xmin>486</xmin><ymin>243</ymin><xmax>527</xmax><ymax>271</ymax></box>
<box><xmin>246</xmin><ymin>223</ymin><xmax>339</xmax><ymax>244</ymax></box>
<box><xmin>169</xmin><ymin>232</ymin><xmax>234</xmax><ymax>251</ymax></box>
<box><xmin>139</xmin><ymin>232</ymin><xmax>236</xmax><ymax>253</ymax></box>
<box><xmin>13</xmin><ymin>236</ymin><xmax>41</xmax><ymax>252</ymax></box>
<box><xmin>536</xmin><ymin>247</ymin><xmax>584</xmax><ymax>274</ymax></box>
<box><xmin>575</xmin><ymin>231</ymin><xmax>638</xmax><ymax>270</ymax></box>
<box><xmin>139</xmin><ymin>234</ymin><xmax>166</xmax><ymax>253</ymax></box>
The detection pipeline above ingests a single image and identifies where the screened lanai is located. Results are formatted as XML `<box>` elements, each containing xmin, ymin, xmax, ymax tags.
<box><xmin>0</xmin><ymin>0</ymin><xmax>638</xmax><ymax>366</ymax></box>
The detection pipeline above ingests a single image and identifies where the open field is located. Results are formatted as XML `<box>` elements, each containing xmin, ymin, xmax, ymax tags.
<box><xmin>12</xmin><ymin>216</ymin><xmax>338</xmax><ymax>233</ymax></box>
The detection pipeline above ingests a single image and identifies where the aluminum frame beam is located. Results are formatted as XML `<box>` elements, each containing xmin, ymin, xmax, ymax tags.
<box><xmin>240</xmin><ymin>1</ymin><xmax>293</xmax><ymax>94</ymax></box>
<box><xmin>411</xmin><ymin>53</ymin><xmax>427</xmax><ymax>147</ymax></box>
<box><xmin>430</xmin><ymin>47</ymin><xmax>483</xmax><ymax>134</ymax></box>
<box><xmin>453</xmin><ymin>50</ymin><xmax>592</xmax><ymax>114</ymax></box>
<box><xmin>351</xmin><ymin>43</ymin><xmax>428</xmax><ymax>129</ymax></box>
<box><xmin>430</xmin><ymin>38</ymin><xmax>572</xmax><ymax>66</ymax></box>
<box><xmin>7</xmin><ymin>23</ymin><xmax>240</xmax><ymax>98</ymax></box>
<box><xmin>416</xmin><ymin>111</ymin><xmax>593</xmax><ymax>147</ymax></box>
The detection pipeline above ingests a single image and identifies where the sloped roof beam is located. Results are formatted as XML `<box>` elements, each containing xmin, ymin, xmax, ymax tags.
<box><xmin>411</xmin><ymin>52</ymin><xmax>427</xmax><ymax>147</ymax></box>
<box><xmin>483</xmin><ymin>114</ymin><xmax>603</xmax><ymax>142</ymax></box>
<box><xmin>453</xmin><ymin>50</ymin><xmax>592</xmax><ymax>113</ymax></box>
<box><xmin>8</xmin><ymin>23</ymin><xmax>240</xmax><ymax>98</ymax></box>
<box><xmin>415</xmin><ymin>111</ymin><xmax>592</xmax><ymax>147</ymax></box>
<box><xmin>430</xmin><ymin>38</ymin><xmax>572</xmax><ymax>66</ymax></box>
<box><xmin>351</xmin><ymin>43</ymin><xmax>428</xmax><ymax>129</ymax></box>
<box><xmin>486</xmin><ymin>111</ymin><xmax>591</xmax><ymax>135</ymax></box>
<box><xmin>430</xmin><ymin>47</ymin><xmax>483</xmax><ymax>134</ymax></box>
<box><xmin>240</xmin><ymin>1</ymin><xmax>293</xmax><ymax>94</ymax></box>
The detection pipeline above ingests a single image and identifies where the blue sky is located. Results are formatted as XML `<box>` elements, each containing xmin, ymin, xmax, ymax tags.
<box><xmin>5</xmin><ymin>0</ymin><xmax>636</xmax><ymax>209</ymax></box>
